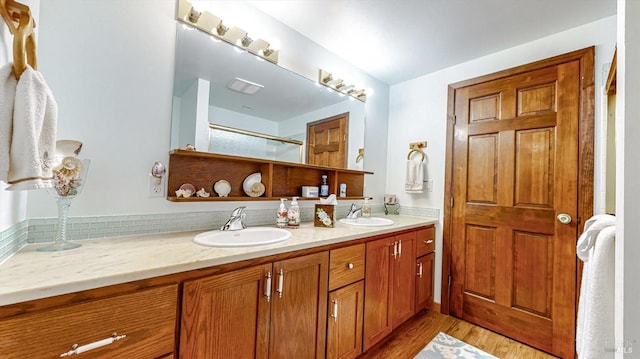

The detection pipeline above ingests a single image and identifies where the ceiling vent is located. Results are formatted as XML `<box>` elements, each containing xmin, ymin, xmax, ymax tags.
<box><xmin>227</xmin><ymin>77</ymin><xmax>264</xmax><ymax>95</ymax></box>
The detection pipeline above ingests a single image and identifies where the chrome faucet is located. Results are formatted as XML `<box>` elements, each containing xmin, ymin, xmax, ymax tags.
<box><xmin>221</xmin><ymin>206</ymin><xmax>247</xmax><ymax>231</ymax></box>
<box><xmin>346</xmin><ymin>202</ymin><xmax>362</xmax><ymax>219</ymax></box>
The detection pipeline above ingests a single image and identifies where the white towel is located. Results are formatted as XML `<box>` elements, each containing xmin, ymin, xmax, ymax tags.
<box><xmin>0</xmin><ymin>63</ymin><xmax>18</xmax><ymax>182</ymax></box>
<box><xmin>576</xmin><ymin>215</ymin><xmax>615</xmax><ymax>359</ymax></box>
<box><xmin>404</xmin><ymin>158</ymin><xmax>424</xmax><ymax>193</ymax></box>
<box><xmin>576</xmin><ymin>214</ymin><xmax>616</xmax><ymax>261</ymax></box>
<box><xmin>5</xmin><ymin>65</ymin><xmax>57</xmax><ymax>190</ymax></box>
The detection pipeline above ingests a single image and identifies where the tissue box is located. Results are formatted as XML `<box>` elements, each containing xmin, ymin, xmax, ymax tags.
<box><xmin>302</xmin><ymin>186</ymin><xmax>319</xmax><ymax>198</ymax></box>
<box><xmin>314</xmin><ymin>204</ymin><xmax>335</xmax><ymax>228</ymax></box>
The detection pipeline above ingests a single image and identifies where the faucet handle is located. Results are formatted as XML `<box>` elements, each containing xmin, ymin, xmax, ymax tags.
<box><xmin>231</xmin><ymin>206</ymin><xmax>246</xmax><ymax>216</ymax></box>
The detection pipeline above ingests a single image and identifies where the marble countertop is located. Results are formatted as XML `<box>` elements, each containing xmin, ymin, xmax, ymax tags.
<box><xmin>0</xmin><ymin>216</ymin><xmax>436</xmax><ymax>306</ymax></box>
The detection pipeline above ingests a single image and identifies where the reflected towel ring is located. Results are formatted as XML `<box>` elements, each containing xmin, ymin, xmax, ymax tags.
<box><xmin>355</xmin><ymin>148</ymin><xmax>364</xmax><ymax>163</ymax></box>
<box><xmin>407</xmin><ymin>141</ymin><xmax>427</xmax><ymax>161</ymax></box>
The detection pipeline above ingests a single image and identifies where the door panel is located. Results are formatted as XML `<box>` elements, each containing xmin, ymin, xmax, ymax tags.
<box><xmin>450</xmin><ymin>60</ymin><xmax>581</xmax><ymax>358</ymax></box>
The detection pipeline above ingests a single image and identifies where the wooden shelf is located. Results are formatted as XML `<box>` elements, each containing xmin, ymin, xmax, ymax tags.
<box><xmin>167</xmin><ymin>150</ymin><xmax>372</xmax><ymax>202</ymax></box>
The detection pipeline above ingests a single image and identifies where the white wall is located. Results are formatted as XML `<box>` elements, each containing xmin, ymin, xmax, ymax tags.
<box><xmin>388</xmin><ymin>16</ymin><xmax>617</xmax><ymax>304</ymax></box>
<box><xmin>616</xmin><ymin>0</ymin><xmax>640</xmax><ymax>355</ymax></box>
<box><xmin>0</xmin><ymin>0</ymin><xmax>38</xmax><ymax>231</ymax></box>
<box><xmin>25</xmin><ymin>0</ymin><xmax>388</xmax><ymax>218</ymax></box>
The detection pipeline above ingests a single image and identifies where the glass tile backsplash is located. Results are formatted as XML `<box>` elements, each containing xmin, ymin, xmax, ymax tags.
<box><xmin>0</xmin><ymin>205</ymin><xmax>438</xmax><ymax>262</ymax></box>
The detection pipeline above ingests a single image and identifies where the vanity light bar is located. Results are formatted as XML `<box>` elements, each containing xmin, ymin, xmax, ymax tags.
<box><xmin>319</xmin><ymin>69</ymin><xmax>367</xmax><ymax>102</ymax></box>
<box><xmin>177</xmin><ymin>0</ymin><xmax>279</xmax><ymax>64</ymax></box>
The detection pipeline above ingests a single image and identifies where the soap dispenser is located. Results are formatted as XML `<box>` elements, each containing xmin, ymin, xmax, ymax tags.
<box><xmin>276</xmin><ymin>198</ymin><xmax>288</xmax><ymax>228</ymax></box>
<box><xmin>287</xmin><ymin>197</ymin><xmax>300</xmax><ymax>228</ymax></box>
<box><xmin>362</xmin><ymin>197</ymin><xmax>371</xmax><ymax>218</ymax></box>
<box><xmin>320</xmin><ymin>175</ymin><xmax>329</xmax><ymax>197</ymax></box>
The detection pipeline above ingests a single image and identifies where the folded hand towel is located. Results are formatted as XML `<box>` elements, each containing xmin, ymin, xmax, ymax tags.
<box><xmin>6</xmin><ymin>65</ymin><xmax>57</xmax><ymax>190</ymax></box>
<box><xmin>0</xmin><ymin>63</ymin><xmax>18</xmax><ymax>182</ymax></box>
<box><xmin>576</xmin><ymin>214</ymin><xmax>616</xmax><ymax>261</ymax></box>
<box><xmin>405</xmin><ymin>159</ymin><xmax>424</xmax><ymax>193</ymax></box>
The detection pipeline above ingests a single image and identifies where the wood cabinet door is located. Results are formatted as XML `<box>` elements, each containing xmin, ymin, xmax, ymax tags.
<box><xmin>180</xmin><ymin>264</ymin><xmax>272</xmax><ymax>359</ymax></box>
<box><xmin>390</xmin><ymin>231</ymin><xmax>416</xmax><ymax>329</ymax></box>
<box><xmin>415</xmin><ymin>253</ymin><xmax>435</xmax><ymax>313</ymax></box>
<box><xmin>269</xmin><ymin>252</ymin><xmax>329</xmax><ymax>359</ymax></box>
<box><xmin>327</xmin><ymin>280</ymin><xmax>364</xmax><ymax>359</ymax></box>
<box><xmin>363</xmin><ymin>237</ymin><xmax>393</xmax><ymax>351</ymax></box>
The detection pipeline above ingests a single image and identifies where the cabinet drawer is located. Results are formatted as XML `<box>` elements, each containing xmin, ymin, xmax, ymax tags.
<box><xmin>0</xmin><ymin>284</ymin><xmax>178</xmax><ymax>359</ymax></box>
<box><xmin>416</xmin><ymin>226</ymin><xmax>435</xmax><ymax>257</ymax></box>
<box><xmin>329</xmin><ymin>243</ymin><xmax>365</xmax><ymax>290</ymax></box>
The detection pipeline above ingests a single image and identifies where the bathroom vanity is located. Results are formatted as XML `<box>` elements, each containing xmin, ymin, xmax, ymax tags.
<box><xmin>0</xmin><ymin>217</ymin><xmax>436</xmax><ymax>358</ymax></box>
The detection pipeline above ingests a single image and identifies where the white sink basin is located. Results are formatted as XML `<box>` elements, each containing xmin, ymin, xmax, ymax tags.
<box><xmin>339</xmin><ymin>217</ymin><xmax>394</xmax><ymax>227</ymax></box>
<box><xmin>193</xmin><ymin>227</ymin><xmax>291</xmax><ymax>247</ymax></box>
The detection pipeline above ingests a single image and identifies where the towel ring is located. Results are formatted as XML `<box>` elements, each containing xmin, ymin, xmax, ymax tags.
<box><xmin>0</xmin><ymin>0</ymin><xmax>37</xmax><ymax>80</ymax></box>
<box><xmin>407</xmin><ymin>141</ymin><xmax>427</xmax><ymax>161</ymax></box>
<box><xmin>407</xmin><ymin>149</ymin><xmax>425</xmax><ymax>161</ymax></box>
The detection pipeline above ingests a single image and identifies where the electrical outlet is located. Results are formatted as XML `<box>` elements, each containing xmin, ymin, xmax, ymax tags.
<box><xmin>426</xmin><ymin>179</ymin><xmax>434</xmax><ymax>192</ymax></box>
<box><xmin>148</xmin><ymin>176</ymin><xmax>165</xmax><ymax>198</ymax></box>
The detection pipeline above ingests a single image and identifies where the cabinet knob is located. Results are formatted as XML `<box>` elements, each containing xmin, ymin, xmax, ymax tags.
<box><xmin>347</xmin><ymin>263</ymin><xmax>354</xmax><ymax>269</ymax></box>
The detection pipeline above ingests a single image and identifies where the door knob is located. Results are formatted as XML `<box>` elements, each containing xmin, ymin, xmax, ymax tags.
<box><xmin>557</xmin><ymin>213</ymin><xmax>572</xmax><ymax>224</ymax></box>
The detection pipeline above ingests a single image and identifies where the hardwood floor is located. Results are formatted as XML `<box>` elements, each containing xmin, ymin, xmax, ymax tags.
<box><xmin>358</xmin><ymin>309</ymin><xmax>559</xmax><ymax>358</ymax></box>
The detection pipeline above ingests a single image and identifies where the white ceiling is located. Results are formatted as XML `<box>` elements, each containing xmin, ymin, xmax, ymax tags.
<box><xmin>249</xmin><ymin>0</ymin><xmax>616</xmax><ymax>85</ymax></box>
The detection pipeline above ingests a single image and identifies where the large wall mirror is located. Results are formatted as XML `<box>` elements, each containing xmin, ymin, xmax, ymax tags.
<box><xmin>170</xmin><ymin>9</ymin><xmax>366</xmax><ymax>170</ymax></box>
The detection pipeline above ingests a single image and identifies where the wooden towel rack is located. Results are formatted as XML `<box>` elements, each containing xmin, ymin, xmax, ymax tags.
<box><xmin>407</xmin><ymin>141</ymin><xmax>427</xmax><ymax>161</ymax></box>
<box><xmin>0</xmin><ymin>0</ymin><xmax>37</xmax><ymax>80</ymax></box>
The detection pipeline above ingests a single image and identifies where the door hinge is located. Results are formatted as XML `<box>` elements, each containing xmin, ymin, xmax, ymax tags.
<box><xmin>453</xmin><ymin>115</ymin><xmax>457</xmax><ymax>124</ymax></box>
<box><xmin>450</xmin><ymin>197</ymin><xmax>454</xmax><ymax>207</ymax></box>
<box><xmin>448</xmin><ymin>275</ymin><xmax>452</xmax><ymax>286</ymax></box>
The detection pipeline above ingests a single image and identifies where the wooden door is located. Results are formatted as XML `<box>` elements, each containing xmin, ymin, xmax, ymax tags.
<box><xmin>327</xmin><ymin>280</ymin><xmax>364</xmax><ymax>359</ymax></box>
<box><xmin>415</xmin><ymin>253</ymin><xmax>435</xmax><ymax>312</ymax></box>
<box><xmin>306</xmin><ymin>113</ymin><xmax>349</xmax><ymax>168</ymax></box>
<box><xmin>269</xmin><ymin>252</ymin><xmax>328</xmax><ymax>359</ymax></box>
<box><xmin>363</xmin><ymin>237</ymin><xmax>392</xmax><ymax>351</ymax></box>
<box><xmin>390</xmin><ymin>231</ymin><xmax>416</xmax><ymax>329</ymax></box>
<box><xmin>448</xmin><ymin>55</ymin><xmax>587</xmax><ymax>358</ymax></box>
<box><xmin>180</xmin><ymin>265</ymin><xmax>272</xmax><ymax>359</ymax></box>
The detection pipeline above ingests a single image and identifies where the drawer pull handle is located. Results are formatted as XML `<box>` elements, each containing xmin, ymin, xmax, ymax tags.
<box><xmin>60</xmin><ymin>332</ymin><xmax>126</xmax><ymax>357</ymax></box>
<box><xmin>424</xmin><ymin>240</ymin><xmax>434</xmax><ymax>244</ymax></box>
<box><xmin>417</xmin><ymin>263</ymin><xmax>423</xmax><ymax>278</ymax></box>
<box><xmin>347</xmin><ymin>263</ymin><xmax>354</xmax><ymax>269</ymax></box>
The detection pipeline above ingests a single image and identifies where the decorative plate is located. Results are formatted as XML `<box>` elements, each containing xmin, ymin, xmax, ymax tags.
<box><xmin>214</xmin><ymin>180</ymin><xmax>231</xmax><ymax>197</ymax></box>
<box><xmin>243</xmin><ymin>172</ymin><xmax>262</xmax><ymax>195</ymax></box>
